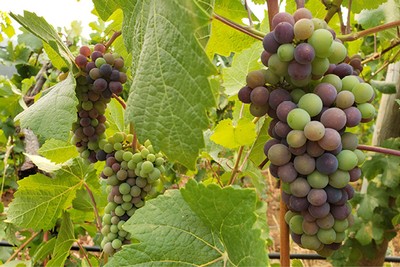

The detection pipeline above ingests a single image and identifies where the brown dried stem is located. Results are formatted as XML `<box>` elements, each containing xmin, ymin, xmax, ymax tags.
<box><xmin>357</xmin><ymin>144</ymin><xmax>400</xmax><ymax>157</ymax></box>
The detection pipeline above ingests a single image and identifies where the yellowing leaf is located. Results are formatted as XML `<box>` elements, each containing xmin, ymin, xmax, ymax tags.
<box><xmin>210</xmin><ymin>118</ymin><xmax>256</xmax><ymax>149</ymax></box>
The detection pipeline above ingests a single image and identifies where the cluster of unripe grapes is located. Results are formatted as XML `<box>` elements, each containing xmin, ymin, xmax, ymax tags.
<box><xmin>99</xmin><ymin>132</ymin><xmax>164</xmax><ymax>255</ymax></box>
<box><xmin>238</xmin><ymin>8</ymin><xmax>375</xmax><ymax>256</ymax></box>
<box><xmin>72</xmin><ymin>44</ymin><xmax>127</xmax><ymax>163</ymax></box>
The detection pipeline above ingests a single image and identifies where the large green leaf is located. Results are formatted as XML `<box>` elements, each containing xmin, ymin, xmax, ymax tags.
<box><xmin>248</xmin><ymin>118</ymin><xmax>270</xmax><ymax>167</ymax></box>
<box><xmin>210</xmin><ymin>117</ymin><xmax>256</xmax><ymax>149</ymax></box>
<box><xmin>342</xmin><ymin>0</ymin><xmax>386</xmax><ymax>13</ymax></box>
<box><xmin>7</xmin><ymin>173</ymin><xmax>81</xmax><ymax>230</ymax></box>
<box><xmin>10</xmin><ymin>11</ymin><xmax>73</xmax><ymax>68</ymax></box>
<box><xmin>93</xmin><ymin>0</ymin><xmax>120</xmax><ymax>21</ymax></box>
<box><xmin>181</xmin><ymin>180</ymin><xmax>268</xmax><ymax>266</ymax></box>
<box><xmin>223</xmin><ymin>41</ymin><xmax>263</xmax><ymax>96</ymax></box>
<box><xmin>14</xmin><ymin>73</ymin><xmax>77</xmax><ymax>141</ymax></box>
<box><xmin>206</xmin><ymin>0</ymin><xmax>257</xmax><ymax>57</ymax></box>
<box><xmin>106</xmin><ymin>180</ymin><xmax>268</xmax><ymax>266</ymax></box>
<box><xmin>47</xmin><ymin>212</ymin><xmax>75</xmax><ymax>267</ymax></box>
<box><xmin>7</xmin><ymin>158</ymin><xmax>94</xmax><ymax>230</ymax></box>
<box><xmin>122</xmin><ymin>0</ymin><xmax>216</xmax><ymax>169</ymax></box>
<box><xmin>38</xmin><ymin>139</ymin><xmax>79</xmax><ymax>164</ymax></box>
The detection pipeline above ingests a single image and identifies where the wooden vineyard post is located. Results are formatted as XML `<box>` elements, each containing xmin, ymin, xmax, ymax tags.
<box><xmin>280</xmin><ymin>186</ymin><xmax>290</xmax><ymax>266</ymax></box>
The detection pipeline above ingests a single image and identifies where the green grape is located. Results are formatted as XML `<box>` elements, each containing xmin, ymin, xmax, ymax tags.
<box><xmin>115</xmin><ymin>150</ymin><xmax>124</xmax><ymax>161</ymax></box>
<box><xmin>148</xmin><ymin>168</ymin><xmax>161</xmax><ymax>182</ymax></box>
<box><xmin>128</xmin><ymin>160</ymin><xmax>136</xmax><ymax>170</ymax></box>
<box><xmin>95</xmin><ymin>57</ymin><xmax>106</xmax><ymax>68</ymax></box>
<box><xmin>155</xmin><ymin>157</ymin><xmax>165</xmax><ymax>166</ymax></box>
<box><xmin>122</xmin><ymin>194</ymin><xmax>132</xmax><ymax>202</ymax></box>
<box><xmin>308</xmin><ymin>29</ymin><xmax>333</xmax><ymax>58</ymax></box>
<box><xmin>126</xmin><ymin>134</ymin><xmax>134</xmax><ymax>143</ymax></box>
<box><xmin>301</xmin><ymin>234</ymin><xmax>322</xmax><ymax>250</ymax></box>
<box><xmin>284</xmin><ymin>210</ymin><xmax>297</xmax><ymax>224</ymax></box>
<box><xmin>101</xmin><ymin>225</ymin><xmax>110</xmax><ymax>236</ymax></box>
<box><xmin>328</xmin><ymin>41</ymin><xmax>347</xmax><ymax>64</ymax></box>
<box><xmin>107</xmin><ymin>175</ymin><xmax>119</xmax><ymax>185</ymax></box>
<box><xmin>317</xmin><ymin>228</ymin><xmax>336</xmax><ymax>244</ymax></box>
<box><xmin>103</xmin><ymin>143</ymin><xmax>114</xmax><ymax>154</ymax></box>
<box><xmin>287</xmin><ymin>130</ymin><xmax>307</xmax><ymax>148</ymax></box>
<box><xmin>352</xmin><ymin>83</ymin><xmax>374</xmax><ymax>104</ymax></box>
<box><xmin>132</xmin><ymin>153</ymin><xmax>143</xmax><ymax>163</ymax></box>
<box><xmin>103</xmin><ymin>214</ymin><xmax>112</xmax><ymax>224</ymax></box>
<box><xmin>111</xmin><ymin>239</ymin><xmax>122</xmax><ymax>249</ymax></box>
<box><xmin>115</xmin><ymin>206</ymin><xmax>125</xmax><ymax>216</ymax></box>
<box><xmin>289</xmin><ymin>215</ymin><xmax>304</xmax><ymax>235</ymax></box>
<box><xmin>293</xmin><ymin>18</ymin><xmax>314</xmax><ymax>40</ymax></box>
<box><xmin>117</xmin><ymin>169</ymin><xmax>128</xmax><ymax>181</ymax></box>
<box><xmin>357</xmin><ymin>103</ymin><xmax>375</xmax><ymax>119</ymax></box>
<box><xmin>136</xmin><ymin>177</ymin><xmax>147</xmax><ymax>188</ymax></box>
<box><xmin>103</xmin><ymin>166</ymin><xmax>114</xmax><ymax>177</ymax></box>
<box><xmin>268</xmin><ymin>54</ymin><xmax>289</xmax><ymax>76</ymax></box>
<box><xmin>111</xmin><ymin>216</ymin><xmax>120</xmax><ymax>225</ymax></box>
<box><xmin>127</xmin><ymin>208</ymin><xmax>137</xmax><ymax>216</ymax></box>
<box><xmin>290</xmin><ymin>88</ymin><xmax>306</xmax><ymax>104</ymax></box>
<box><xmin>333</xmin><ymin>219</ymin><xmax>349</xmax><ymax>232</ymax></box>
<box><xmin>102</xmin><ymin>242</ymin><xmax>114</xmax><ymax>255</ymax></box>
<box><xmin>141</xmin><ymin>148</ymin><xmax>149</xmax><ymax>159</ymax></box>
<box><xmin>304</xmin><ymin>121</ymin><xmax>325</xmax><ymax>141</ymax></box>
<box><xmin>122</xmin><ymin>202</ymin><xmax>133</xmax><ymax>211</ymax></box>
<box><xmin>118</xmin><ymin>230</ymin><xmax>128</xmax><ymax>237</ymax></box>
<box><xmin>81</xmin><ymin>101</ymin><xmax>94</xmax><ymax>111</ymax></box>
<box><xmin>321</xmin><ymin>74</ymin><xmax>342</xmax><ymax>92</ymax></box>
<box><xmin>335</xmin><ymin>232</ymin><xmax>345</xmax><ymax>243</ymax></box>
<box><xmin>329</xmin><ymin>170</ymin><xmax>350</xmax><ymax>188</ymax></box>
<box><xmin>336</xmin><ymin>150</ymin><xmax>358</xmax><ymax>171</ymax></box>
<box><xmin>265</xmin><ymin>69</ymin><xmax>280</xmax><ymax>85</ymax></box>
<box><xmin>141</xmin><ymin>161</ymin><xmax>154</xmax><ymax>173</ymax></box>
<box><xmin>130</xmin><ymin>186</ymin><xmax>141</xmax><ymax>197</ymax></box>
<box><xmin>307</xmin><ymin>170</ymin><xmax>329</xmax><ymax>189</ymax></box>
<box><xmin>353</xmin><ymin>149</ymin><xmax>366</xmax><ymax>165</ymax></box>
<box><xmin>341</xmin><ymin>75</ymin><xmax>359</xmax><ymax>91</ymax></box>
<box><xmin>134</xmin><ymin>200</ymin><xmax>145</xmax><ymax>208</ymax></box>
<box><xmin>113</xmin><ymin>132</ymin><xmax>125</xmax><ymax>143</ymax></box>
<box><xmin>120</xmin><ymin>152</ymin><xmax>132</xmax><ymax>163</ymax></box>
<box><xmin>277</xmin><ymin>43</ymin><xmax>295</xmax><ymax>62</ymax></box>
<box><xmin>114</xmin><ymin>142</ymin><xmax>123</xmax><ymax>151</ymax></box>
<box><xmin>146</xmin><ymin>153</ymin><xmax>156</xmax><ymax>162</ymax></box>
<box><xmin>119</xmin><ymin>183</ymin><xmax>131</xmax><ymax>194</ymax></box>
<box><xmin>246</xmin><ymin>69</ymin><xmax>267</xmax><ymax>88</ymax></box>
<box><xmin>105</xmin><ymin>202</ymin><xmax>117</xmax><ymax>213</ymax></box>
<box><xmin>110</xmin><ymin>225</ymin><xmax>119</xmax><ymax>233</ymax></box>
<box><xmin>287</xmin><ymin>108</ymin><xmax>311</xmax><ymax>130</ymax></box>
<box><xmin>311</xmin><ymin>57</ymin><xmax>330</xmax><ymax>76</ymax></box>
<box><xmin>298</xmin><ymin>93</ymin><xmax>323</xmax><ymax>117</ymax></box>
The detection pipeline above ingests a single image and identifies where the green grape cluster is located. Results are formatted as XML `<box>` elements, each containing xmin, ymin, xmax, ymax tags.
<box><xmin>238</xmin><ymin>8</ymin><xmax>375</xmax><ymax>256</ymax></box>
<box><xmin>71</xmin><ymin>44</ymin><xmax>127</xmax><ymax>163</ymax></box>
<box><xmin>99</xmin><ymin>132</ymin><xmax>164</xmax><ymax>255</ymax></box>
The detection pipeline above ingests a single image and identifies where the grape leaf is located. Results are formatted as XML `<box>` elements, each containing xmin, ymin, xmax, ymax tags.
<box><xmin>31</xmin><ymin>237</ymin><xmax>56</xmax><ymax>264</ymax></box>
<box><xmin>223</xmin><ymin>41</ymin><xmax>263</xmax><ymax>96</ymax></box>
<box><xmin>206</xmin><ymin>0</ymin><xmax>257</xmax><ymax>57</ymax></box>
<box><xmin>210</xmin><ymin>117</ymin><xmax>256</xmax><ymax>149</ymax></box>
<box><xmin>38</xmin><ymin>139</ymin><xmax>78</xmax><ymax>164</ymax></box>
<box><xmin>357</xmin><ymin>7</ymin><xmax>385</xmax><ymax>29</ymax></box>
<box><xmin>7</xmin><ymin>173</ymin><xmax>81</xmax><ymax>230</ymax></box>
<box><xmin>23</xmin><ymin>153</ymin><xmax>62</xmax><ymax>172</ymax></box>
<box><xmin>181</xmin><ymin>180</ymin><xmax>268</xmax><ymax>266</ymax></box>
<box><xmin>14</xmin><ymin>73</ymin><xmax>77</xmax><ymax>142</ymax></box>
<box><xmin>93</xmin><ymin>0</ymin><xmax>120</xmax><ymax>21</ymax></box>
<box><xmin>106</xmin><ymin>180</ymin><xmax>268</xmax><ymax>266</ymax></box>
<box><xmin>249</xmin><ymin>117</ymin><xmax>270</xmax><ymax>167</ymax></box>
<box><xmin>342</xmin><ymin>0</ymin><xmax>386</xmax><ymax>13</ymax></box>
<box><xmin>122</xmin><ymin>0</ymin><xmax>217</xmax><ymax>169</ymax></box>
<box><xmin>47</xmin><ymin>212</ymin><xmax>76</xmax><ymax>267</ymax></box>
<box><xmin>7</xmin><ymin>158</ymin><xmax>94</xmax><ymax>230</ymax></box>
<box><xmin>105</xmin><ymin>98</ymin><xmax>125</xmax><ymax>136</ymax></box>
<box><xmin>10</xmin><ymin>11</ymin><xmax>74</xmax><ymax>68</ymax></box>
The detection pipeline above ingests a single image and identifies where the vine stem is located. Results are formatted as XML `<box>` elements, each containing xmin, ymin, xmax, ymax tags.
<box><xmin>228</xmin><ymin>146</ymin><xmax>245</xmax><ymax>185</ymax></box>
<box><xmin>346</xmin><ymin>0</ymin><xmax>352</xmax><ymax>34</ymax></box>
<box><xmin>84</xmin><ymin>183</ymin><xmax>102</xmax><ymax>231</ymax></box>
<box><xmin>5</xmin><ymin>231</ymin><xmax>40</xmax><ymax>263</ymax></box>
<box><xmin>280</xmin><ymin>186</ymin><xmax>290</xmax><ymax>267</ymax></box>
<box><xmin>112</xmin><ymin>93</ymin><xmax>126</xmax><ymax>109</ymax></box>
<box><xmin>105</xmin><ymin>31</ymin><xmax>122</xmax><ymax>50</ymax></box>
<box><xmin>362</xmin><ymin>39</ymin><xmax>400</xmax><ymax>64</ymax></box>
<box><xmin>1</xmin><ymin>136</ymin><xmax>13</xmax><ymax>198</ymax></box>
<box><xmin>266</xmin><ymin>0</ymin><xmax>279</xmax><ymax>31</ymax></box>
<box><xmin>212</xmin><ymin>13</ymin><xmax>264</xmax><ymax>41</ymax></box>
<box><xmin>357</xmin><ymin>144</ymin><xmax>400</xmax><ymax>157</ymax></box>
<box><xmin>338</xmin><ymin>20</ymin><xmax>400</xmax><ymax>42</ymax></box>
<box><xmin>324</xmin><ymin>0</ymin><xmax>343</xmax><ymax>23</ymax></box>
<box><xmin>77</xmin><ymin>242</ymin><xmax>93</xmax><ymax>267</ymax></box>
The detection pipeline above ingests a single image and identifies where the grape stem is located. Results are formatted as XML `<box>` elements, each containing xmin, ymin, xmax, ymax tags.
<box><xmin>129</xmin><ymin>122</ymin><xmax>138</xmax><ymax>152</ymax></box>
<box><xmin>266</xmin><ymin>0</ymin><xmax>279</xmax><ymax>31</ymax></box>
<box><xmin>77</xmin><ymin>242</ymin><xmax>93</xmax><ymax>267</ymax></box>
<box><xmin>338</xmin><ymin>20</ymin><xmax>400</xmax><ymax>42</ymax></box>
<box><xmin>357</xmin><ymin>144</ymin><xmax>400</xmax><ymax>157</ymax></box>
<box><xmin>295</xmin><ymin>0</ymin><xmax>305</xmax><ymax>9</ymax></box>
<box><xmin>112</xmin><ymin>93</ymin><xmax>127</xmax><ymax>109</ymax></box>
<box><xmin>228</xmin><ymin>146</ymin><xmax>245</xmax><ymax>185</ymax></box>
<box><xmin>83</xmin><ymin>183</ymin><xmax>102</xmax><ymax>231</ymax></box>
<box><xmin>324</xmin><ymin>0</ymin><xmax>343</xmax><ymax>23</ymax></box>
<box><xmin>244</xmin><ymin>0</ymin><xmax>254</xmax><ymax>27</ymax></box>
<box><xmin>212</xmin><ymin>13</ymin><xmax>264</xmax><ymax>40</ymax></box>
<box><xmin>105</xmin><ymin>31</ymin><xmax>122</xmax><ymax>50</ymax></box>
<box><xmin>5</xmin><ymin>231</ymin><xmax>41</xmax><ymax>263</ymax></box>
<box><xmin>361</xmin><ymin>39</ymin><xmax>400</xmax><ymax>64</ymax></box>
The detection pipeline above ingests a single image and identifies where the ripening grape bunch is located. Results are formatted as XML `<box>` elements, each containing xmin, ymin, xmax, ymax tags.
<box><xmin>99</xmin><ymin>132</ymin><xmax>165</xmax><ymax>255</ymax></box>
<box><xmin>238</xmin><ymin>8</ymin><xmax>375</xmax><ymax>256</ymax></box>
<box><xmin>71</xmin><ymin>43</ymin><xmax>127</xmax><ymax>163</ymax></box>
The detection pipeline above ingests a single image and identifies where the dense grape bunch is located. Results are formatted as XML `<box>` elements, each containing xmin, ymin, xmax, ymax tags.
<box><xmin>71</xmin><ymin>44</ymin><xmax>127</xmax><ymax>163</ymax></box>
<box><xmin>99</xmin><ymin>132</ymin><xmax>165</xmax><ymax>255</ymax></box>
<box><xmin>238</xmin><ymin>8</ymin><xmax>376</xmax><ymax>256</ymax></box>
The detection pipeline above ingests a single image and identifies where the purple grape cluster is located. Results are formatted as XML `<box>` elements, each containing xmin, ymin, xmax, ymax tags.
<box><xmin>238</xmin><ymin>8</ymin><xmax>376</xmax><ymax>256</ymax></box>
<box><xmin>71</xmin><ymin>44</ymin><xmax>127</xmax><ymax>163</ymax></box>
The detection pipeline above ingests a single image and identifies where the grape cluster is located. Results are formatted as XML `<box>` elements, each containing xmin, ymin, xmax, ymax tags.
<box><xmin>71</xmin><ymin>44</ymin><xmax>127</xmax><ymax>163</ymax></box>
<box><xmin>238</xmin><ymin>8</ymin><xmax>375</xmax><ymax>256</ymax></box>
<box><xmin>99</xmin><ymin>132</ymin><xmax>164</xmax><ymax>255</ymax></box>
